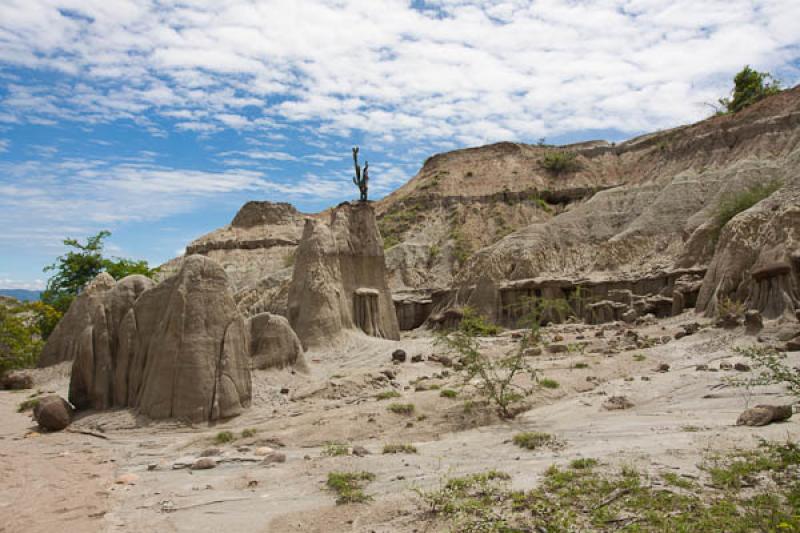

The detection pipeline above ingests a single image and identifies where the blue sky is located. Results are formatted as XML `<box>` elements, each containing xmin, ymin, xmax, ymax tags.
<box><xmin>1</xmin><ymin>0</ymin><xmax>799</xmax><ymax>290</ymax></box>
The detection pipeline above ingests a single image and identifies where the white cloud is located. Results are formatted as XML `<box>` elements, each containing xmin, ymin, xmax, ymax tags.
<box><xmin>0</xmin><ymin>0</ymin><xmax>797</xmax><ymax>146</ymax></box>
<box><xmin>0</xmin><ymin>139</ymin><xmax>8</xmax><ymax>152</ymax></box>
<box><xmin>0</xmin><ymin>278</ymin><xmax>45</xmax><ymax>291</ymax></box>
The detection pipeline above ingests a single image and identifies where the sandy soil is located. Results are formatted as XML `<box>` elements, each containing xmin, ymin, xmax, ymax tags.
<box><xmin>2</xmin><ymin>312</ymin><xmax>798</xmax><ymax>532</ymax></box>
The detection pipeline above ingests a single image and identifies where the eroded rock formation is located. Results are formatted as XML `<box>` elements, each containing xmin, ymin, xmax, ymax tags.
<box><xmin>288</xmin><ymin>202</ymin><xmax>400</xmax><ymax>348</ymax></box>
<box><xmin>249</xmin><ymin>312</ymin><xmax>308</xmax><ymax>372</ymax></box>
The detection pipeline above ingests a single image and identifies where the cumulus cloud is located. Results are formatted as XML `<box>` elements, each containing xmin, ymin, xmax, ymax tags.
<box><xmin>0</xmin><ymin>0</ymin><xmax>797</xmax><ymax>146</ymax></box>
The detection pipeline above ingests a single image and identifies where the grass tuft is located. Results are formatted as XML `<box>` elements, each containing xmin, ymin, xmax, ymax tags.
<box><xmin>383</xmin><ymin>443</ymin><xmax>418</xmax><ymax>454</ymax></box>
<box><xmin>326</xmin><ymin>471</ymin><xmax>375</xmax><ymax>504</ymax></box>
<box><xmin>387</xmin><ymin>403</ymin><xmax>415</xmax><ymax>415</ymax></box>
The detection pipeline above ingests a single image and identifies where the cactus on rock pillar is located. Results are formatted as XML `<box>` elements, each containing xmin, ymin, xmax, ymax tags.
<box><xmin>352</xmin><ymin>146</ymin><xmax>369</xmax><ymax>202</ymax></box>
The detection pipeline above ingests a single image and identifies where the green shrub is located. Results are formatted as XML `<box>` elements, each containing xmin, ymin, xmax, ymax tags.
<box><xmin>17</xmin><ymin>397</ymin><xmax>40</xmax><ymax>413</ymax></box>
<box><xmin>569</xmin><ymin>458</ymin><xmax>598</xmax><ymax>470</ymax></box>
<box><xmin>214</xmin><ymin>431</ymin><xmax>235</xmax><ymax>444</ymax></box>
<box><xmin>322</xmin><ymin>442</ymin><xmax>350</xmax><ymax>456</ymax></box>
<box><xmin>0</xmin><ymin>303</ymin><xmax>43</xmax><ymax>375</ymax></box>
<box><xmin>513</xmin><ymin>432</ymin><xmax>560</xmax><ymax>450</ymax></box>
<box><xmin>573</xmin><ymin>362</ymin><xmax>589</xmax><ymax>369</ymax></box>
<box><xmin>387</xmin><ymin>403</ymin><xmax>415</xmax><ymax>415</ymax></box>
<box><xmin>541</xmin><ymin>151</ymin><xmax>580</xmax><ymax>174</ymax></box>
<box><xmin>457</xmin><ymin>307</ymin><xmax>501</xmax><ymax>336</ymax></box>
<box><xmin>241</xmin><ymin>428</ymin><xmax>257</xmax><ymax>438</ymax></box>
<box><xmin>539</xmin><ymin>378</ymin><xmax>560</xmax><ymax>389</ymax></box>
<box><xmin>375</xmin><ymin>390</ymin><xmax>401</xmax><ymax>400</ymax></box>
<box><xmin>440</xmin><ymin>389</ymin><xmax>458</xmax><ymax>399</ymax></box>
<box><xmin>713</xmin><ymin>181</ymin><xmax>781</xmax><ymax>241</ymax></box>
<box><xmin>383</xmin><ymin>443</ymin><xmax>417</xmax><ymax>454</ymax></box>
<box><xmin>718</xmin><ymin>66</ymin><xmax>781</xmax><ymax>114</ymax></box>
<box><xmin>326</xmin><ymin>471</ymin><xmax>375</xmax><ymax>504</ymax></box>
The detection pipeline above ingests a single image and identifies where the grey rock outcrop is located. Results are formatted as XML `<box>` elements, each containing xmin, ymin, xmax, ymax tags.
<box><xmin>288</xmin><ymin>202</ymin><xmax>400</xmax><ymax>349</ymax></box>
<box><xmin>249</xmin><ymin>312</ymin><xmax>308</xmax><ymax>372</ymax></box>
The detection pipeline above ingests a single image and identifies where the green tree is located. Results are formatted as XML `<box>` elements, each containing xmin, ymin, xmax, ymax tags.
<box><xmin>0</xmin><ymin>302</ymin><xmax>43</xmax><ymax>375</ymax></box>
<box><xmin>718</xmin><ymin>66</ymin><xmax>781</xmax><ymax>114</ymax></box>
<box><xmin>40</xmin><ymin>231</ymin><xmax>157</xmax><ymax>327</ymax></box>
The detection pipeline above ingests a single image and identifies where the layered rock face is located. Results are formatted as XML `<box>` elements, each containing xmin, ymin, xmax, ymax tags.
<box><xmin>288</xmin><ymin>202</ymin><xmax>400</xmax><ymax>348</ymax></box>
<box><xmin>66</xmin><ymin>256</ymin><xmax>252</xmax><ymax>422</ymax></box>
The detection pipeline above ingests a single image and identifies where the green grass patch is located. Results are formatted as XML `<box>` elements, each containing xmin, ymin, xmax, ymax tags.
<box><xmin>326</xmin><ymin>471</ymin><xmax>375</xmax><ymax>505</ymax></box>
<box><xmin>633</xmin><ymin>353</ymin><xmax>646</xmax><ymax>362</ymax></box>
<box><xmin>539</xmin><ymin>378</ymin><xmax>560</xmax><ymax>389</ymax></box>
<box><xmin>17</xmin><ymin>397</ymin><xmax>39</xmax><ymax>413</ymax></box>
<box><xmin>387</xmin><ymin>403</ymin><xmax>415</xmax><ymax>415</ymax></box>
<box><xmin>713</xmin><ymin>181</ymin><xmax>781</xmax><ymax>241</ymax></box>
<box><xmin>541</xmin><ymin>150</ymin><xmax>580</xmax><ymax>174</ymax></box>
<box><xmin>573</xmin><ymin>362</ymin><xmax>589</xmax><ymax>369</ymax></box>
<box><xmin>383</xmin><ymin>443</ymin><xmax>418</xmax><ymax>454</ymax></box>
<box><xmin>375</xmin><ymin>390</ymin><xmax>401</xmax><ymax>400</ymax></box>
<box><xmin>512</xmin><ymin>432</ymin><xmax>561</xmax><ymax>451</ymax></box>
<box><xmin>440</xmin><ymin>388</ymin><xmax>458</xmax><ymax>399</ymax></box>
<box><xmin>214</xmin><ymin>431</ymin><xmax>235</xmax><ymax>444</ymax></box>
<box><xmin>241</xmin><ymin>428</ymin><xmax>257</xmax><ymax>438</ymax></box>
<box><xmin>322</xmin><ymin>442</ymin><xmax>350</xmax><ymax>457</ymax></box>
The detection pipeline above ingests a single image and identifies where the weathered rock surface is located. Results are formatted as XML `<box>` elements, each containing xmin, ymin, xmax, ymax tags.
<box><xmin>1</xmin><ymin>370</ymin><xmax>33</xmax><ymax>390</ymax></box>
<box><xmin>288</xmin><ymin>202</ymin><xmax>400</xmax><ymax>349</ymax></box>
<box><xmin>54</xmin><ymin>256</ymin><xmax>254</xmax><ymax>423</ymax></box>
<box><xmin>33</xmin><ymin>395</ymin><xmax>73</xmax><ymax>431</ymax></box>
<box><xmin>249</xmin><ymin>312</ymin><xmax>308</xmax><ymax>372</ymax></box>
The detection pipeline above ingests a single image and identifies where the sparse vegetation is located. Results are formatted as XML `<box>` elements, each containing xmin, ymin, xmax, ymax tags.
<box><xmin>322</xmin><ymin>442</ymin><xmax>350</xmax><ymax>456</ymax></box>
<box><xmin>283</xmin><ymin>251</ymin><xmax>296</xmax><ymax>268</ymax></box>
<box><xmin>712</xmin><ymin>181</ymin><xmax>781</xmax><ymax>241</ymax></box>
<box><xmin>440</xmin><ymin>388</ymin><xmax>458</xmax><ymax>399</ymax></box>
<box><xmin>1</xmin><ymin>301</ymin><xmax>45</xmax><ymax>375</ymax></box>
<box><xmin>326</xmin><ymin>471</ymin><xmax>375</xmax><ymax>504</ymax></box>
<box><xmin>512</xmin><ymin>432</ymin><xmax>561</xmax><ymax>450</ymax></box>
<box><xmin>717</xmin><ymin>297</ymin><xmax>745</xmax><ymax>318</ymax></box>
<box><xmin>214</xmin><ymin>431</ymin><xmax>235</xmax><ymax>444</ymax></box>
<box><xmin>718</xmin><ymin>66</ymin><xmax>782</xmax><ymax>114</ymax></box>
<box><xmin>449</xmin><ymin>227</ymin><xmax>472</xmax><ymax>265</ymax></box>
<box><xmin>17</xmin><ymin>397</ymin><xmax>40</xmax><ymax>413</ymax></box>
<box><xmin>241</xmin><ymin>428</ymin><xmax>257</xmax><ymax>438</ymax></box>
<box><xmin>633</xmin><ymin>353</ymin><xmax>646</xmax><ymax>362</ymax></box>
<box><xmin>418</xmin><ymin>441</ymin><xmax>800</xmax><ymax>531</ymax></box>
<box><xmin>383</xmin><ymin>443</ymin><xmax>417</xmax><ymax>454</ymax></box>
<box><xmin>457</xmin><ymin>307</ymin><xmax>501</xmax><ymax>336</ymax></box>
<box><xmin>375</xmin><ymin>390</ymin><xmax>401</xmax><ymax>400</ymax></box>
<box><xmin>541</xmin><ymin>150</ymin><xmax>580</xmax><ymax>174</ymax></box>
<box><xmin>729</xmin><ymin>345</ymin><xmax>800</xmax><ymax>398</ymax></box>
<box><xmin>387</xmin><ymin>403</ymin><xmax>415</xmax><ymax>415</ymax></box>
<box><xmin>539</xmin><ymin>378</ymin><xmax>560</xmax><ymax>389</ymax></box>
<box><xmin>573</xmin><ymin>362</ymin><xmax>589</xmax><ymax>369</ymax></box>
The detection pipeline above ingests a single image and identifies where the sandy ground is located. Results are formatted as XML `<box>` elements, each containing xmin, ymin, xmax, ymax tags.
<box><xmin>2</xmin><ymin>312</ymin><xmax>799</xmax><ymax>532</ymax></box>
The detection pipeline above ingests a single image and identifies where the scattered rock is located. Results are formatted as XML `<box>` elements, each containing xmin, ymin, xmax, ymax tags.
<box><xmin>254</xmin><ymin>446</ymin><xmax>275</xmax><ymax>456</ymax></box>
<box><xmin>200</xmin><ymin>448</ymin><xmax>221</xmax><ymax>457</ymax></box>
<box><xmin>695</xmin><ymin>364</ymin><xmax>709</xmax><ymax>371</ymax></box>
<box><xmin>523</xmin><ymin>347</ymin><xmax>542</xmax><ymax>357</ymax></box>
<box><xmin>411</xmin><ymin>354</ymin><xmax>424</xmax><ymax>363</ymax></box>
<box><xmin>719</xmin><ymin>362</ymin><xmax>733</xmax><ymax>371</ymax></box>
<box><xmin>380</xmin><ymin>369</ymin><xmax>396</xmax><ymax>380</ymax></box>
<box><xmin>33</xmin><ymin>395</ymin><xmax>73</xmax><ymax>431</ymax></box>
<box><xmin>115</xmin><ymin>473</ymin><xmax>139</xmax><ymax>485</ymax></box>
<box><xmin>674</xmin><ymin>322</ymin><xmax>701</xmax><ymax>340</ymax></box>
<box><xmin>621</xmin><ymin>309</ymin><xmax>637</xmax><ymax>323</ymax></box>
<box><xmin>190</xmin><ymin>457</ymin><xmax>218</xmax><ymax>470</ymax></box>
<box><xmin>392</xmin><ymin>349</ymin><xmax>407</xmax><ymax>363</ymax></box>
<box><xmin>280</xmin><ymin>387</ymin><xmax>290</xmax><ymax>394</ymax></box>
<box><xmin>546</xmin><ymin>343</ymin><xmax>568</xmax><ymax>354</ymax></box>
<box><xmin>603</xmin><ymin>396</ymin><xmax>634</xmax><ymax>411</ymax></box>
<box><xmin>744</xmin><ymin>310</ymin><xmax>763</xmax><ymax>334</ymax></box>
<box><xmin>262</xmin><ymin>452</ymin><xmax>286</xmax><ymax>464</ymax></box>
<box><xmin>552</xmin><ymin>334</ymin><xmax>564</xmax><ymax>342</ymax></box>
<box><xmin>716</xmin><ymin>313</ymin><xmax>741</xmax><ymax>329</ymax></box>
<box><xmin>656</xmin><ymin>363</ymin><xmax>670</xmax><ymax>373</ymax></box>
<box><xmin>1</xmin><ymin>370</ymin><xmax>33</xmax><ymax>390</ymax></box>
<box><xmin>428</xmin><ymin>354</ymin><xmax>452</xmax><ymax>367</ymax></box>
<box><xmin>734</xmin><ymin>362</ymin><xmax>752</xmax><ymax>372</ymax></box>
<box><xmin>787</xmin><ymin>337</ymin><xmax>800</xmax><ymax>352</ymax></box>
<box><xmin>511</xmin><ymin>331</ymin><xmax>524</xmax><ymax>339</ymax></box>
<box><xmin>736</xmin><ymin>405</ymin><xmax>793</xmax><ymax>426</ymax></box>
<box><xmin>352</xmin><ymin>445</ymin><xmax>370</xmax><ymax>457</ymax></box>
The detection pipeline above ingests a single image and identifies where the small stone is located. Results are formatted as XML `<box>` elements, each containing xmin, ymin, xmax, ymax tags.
<box><xmin>719</xmin><ymin>362</ymin><xmax>733</xmax><ymax>370</ymax></box>
<box><xmin>262</xmin><ymin>452</ymin><xmax>286</xmax><ymax>465</ymax></box>
<box><xmin>656</xmin><ymin>363</ymin><xmax>670</xmax><ymax>373</ymax></box>
<box><xmin>552</xmin><ymin>334</ymin><xmax>564</xmax><ymax>342</ymax></box>
<box><xmin>254</xmin><ymin>447</ymin><xmax>275</xmax><ymax>456</ymax></box>
<box><xmin>736</xmin><ymin>405</ymin><xmax>792</xmax><ymax>426</ymax></box>
<box><xmin>200</xmin><ymin>448</ymin><xmax>221</xmax><ymax>457</ymax></box>
<box><xmin>429</xmin><ymin>354</ymin><xmax>452</xmax><ymax>367</ymax></box>
<box><xmin>641</xmin><ymin>376</ymin><xmax>650</xmax><ymax>381</ymax></box>
<box><xmin>734</xmin><ymin>362</ymin><xmax>751</xmax><ymax>372</ymax></box>
<box><xmin>787</xmin><ymin>337</ymin><xmax>800</xmax><ymax>352</ymax></box>
<box><xmin>115</xmin><ymin>473</ymin><xmax>139</xmax><ymax>485</ymax></box>
<box><xmin>523</xmin><ymin>347</ymin><xmax>542</xmax><ymax>357</ymax></box>
<box><xmin>695</xmin><ymin>364</ymin><xmax>709</xmax><ymax>371</ymax></box>
<box><xmin>147</xmin><ymin>464</ymin><xmax>158</xmax><ymax>471</ymax></box>
<box><xmin>603</xmin><ymin>396</ymin><xmax>634</xmax><ymax>411</ymax></box>
<box><xmin>392</xmin><ymin>349</ymin><xmax>407</xmax><ymax>363</ymax></box>
<box><xmin>511</xmin><ymin>331</ymin><xmax>524</xmax><ymax>339</ymax></box>
<box><xmin>352</xmin><ymin>445</ymin><xmax>370</xmax><ymax>457</ymax></box>
<box><xmin>280</xmin><ymin>387</ymin><xmax>290</xmax><ymax>394</ymax></box>
<box><xmin>411</xmin><ymin>354</ymin><xmax>423</xmax><ymax>363</ymax></box>
<box><xmin>381</xmin><ymin>369</ymin><xmax>396</xmax><ymax>380</ymax></box>
<box><xmin>621</xmin><ymin>309</ymin><xmax>637</xmax><ymax>323</ymax></box>
<box><xmin>190</xmin><ymin>457</ymin><xmax>217</xmax><ymax>470</ymax></box>
<box><xmin>546</xmin><ymin>343</ymin><xmax>568</xmax><ymax>354</ymax></box>
<box><xmin>1</xmin><ymin>370</ymin><xmax>34</xmax><ymax>390</ymax></box>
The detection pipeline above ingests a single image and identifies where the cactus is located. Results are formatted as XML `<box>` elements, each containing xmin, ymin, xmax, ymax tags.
<box><xmin>352</xmin><ymin>146</ymin><xmax>369</xmax><ymax>202</ymax></box>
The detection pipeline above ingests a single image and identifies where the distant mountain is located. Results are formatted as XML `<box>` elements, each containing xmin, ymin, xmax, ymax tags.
<box><xmin>0</xmin><ymin>289</ymin><xmax>41</xmax><ymax>302</ymax></box>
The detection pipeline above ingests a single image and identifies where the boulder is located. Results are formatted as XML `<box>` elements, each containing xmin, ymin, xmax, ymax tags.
<box><xmin>33</xmin><ymin>395</ymin><xmax>73</xmax><ymax>431</ymax></box>
<box><xmin>602</xmin><ymin>396</ymin><xmax>634</xmax><ymax>411</ymax></box>
<box><xmin>287</xmin><ymin>202</ymin><xmax>400</xmax><ymax>349</ymax></box>
<box><xmin>786</xmin><ymin>337</ymin><xmax>800</xmax><ymax>352</ymax></box>
<box><xmin>190</xmin><ymin>457</ymin><xmax>218</xmax><ymax>470</ymax></box>
<box><xmin>744</xmin><ymin>310</ymin><xmax>763</xmax><ymax>334</ymax></box>
<box><xmin>249</xmin><ymin>312</ymin><xmax>308</xmax><ymax>372</ymax></box>
<box><xmin>736</xmin><ymin>404</ymin><xmax>792</xmax><ymax>426</ymax></box>
<box><xmin>1</xmin><ymin>370</ymin><xmax>33</xmax><ymax>390</ymax></box>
